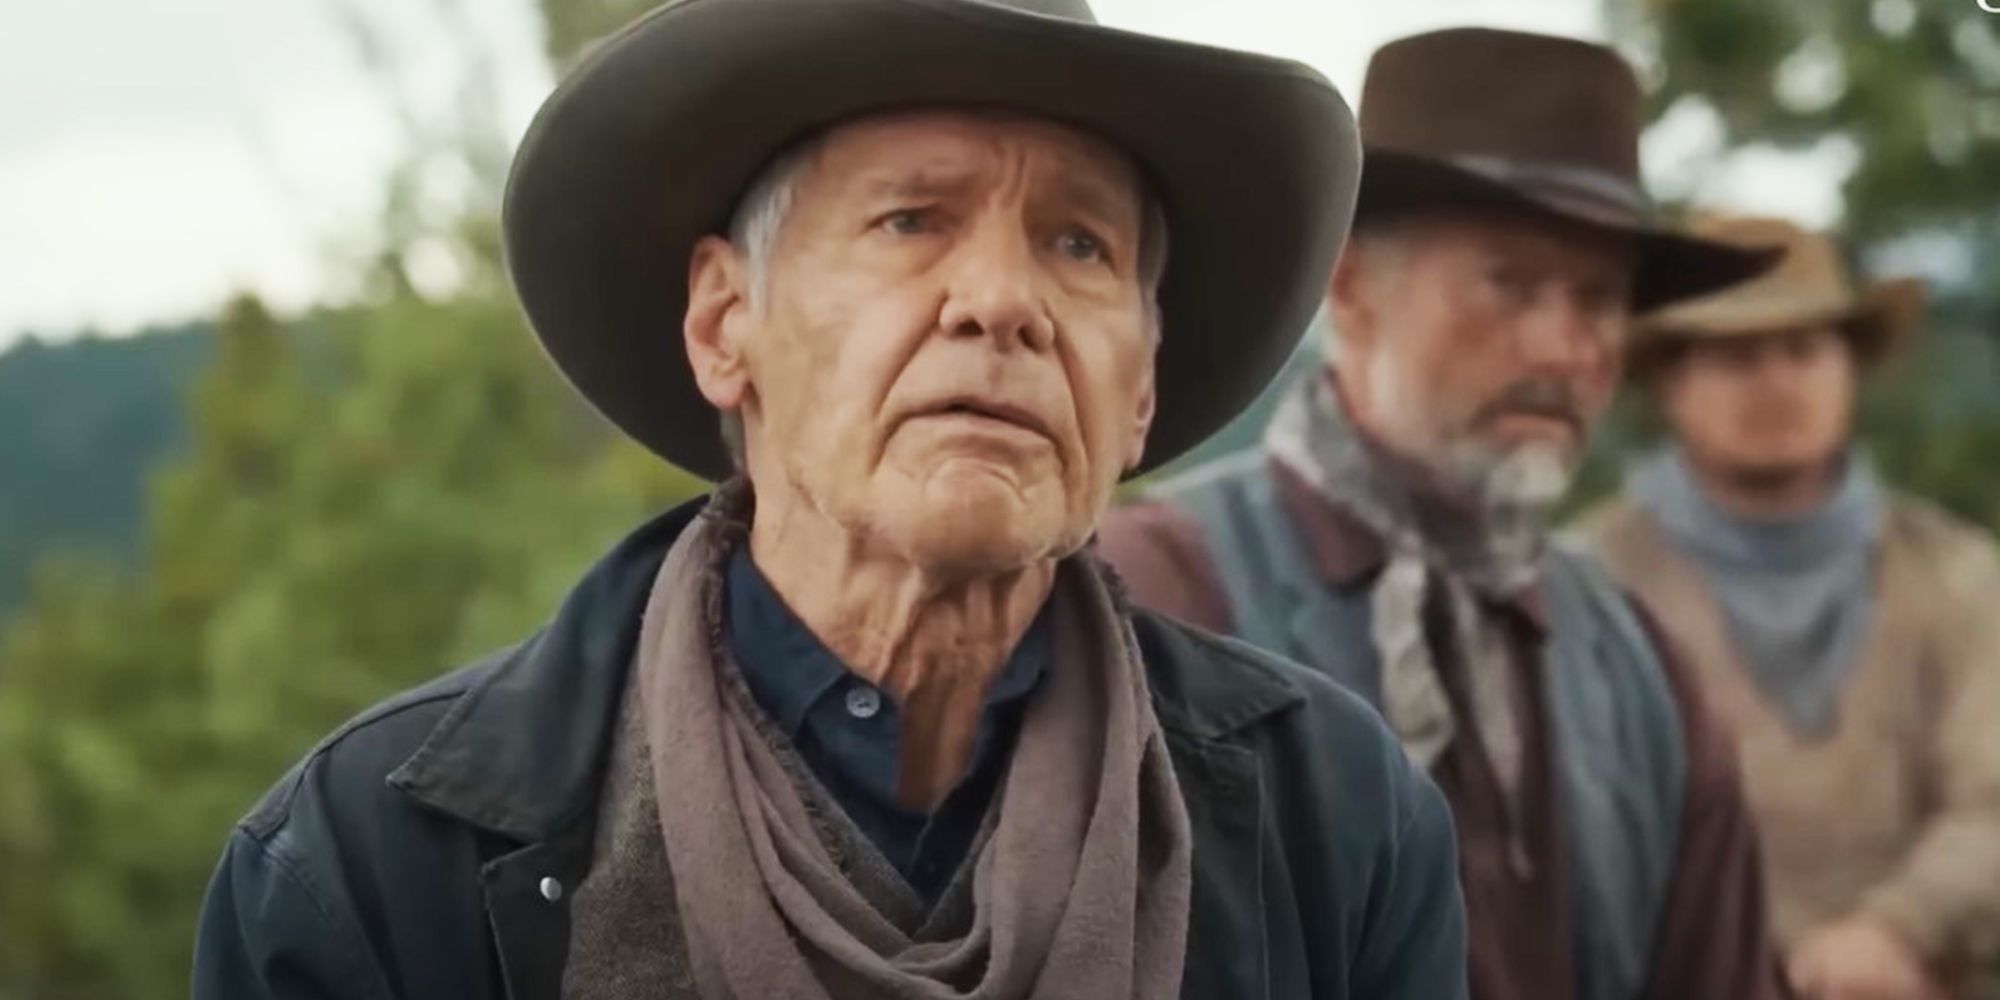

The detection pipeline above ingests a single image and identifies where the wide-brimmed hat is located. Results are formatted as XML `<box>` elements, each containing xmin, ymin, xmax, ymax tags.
<box><xmin>1353</xmin><ymin>28</ymin><xmax>1776</xmax><ymax>312</ymax></box>
<box><xmin>503</xmin><ymin>0</ymin><xmax>1360</xmax><ymax>481</ymax></box>
<box><xmin>1630</xmin><ymin>214</ymin><xmax>1928</xmax><ymax>378</ymax></box>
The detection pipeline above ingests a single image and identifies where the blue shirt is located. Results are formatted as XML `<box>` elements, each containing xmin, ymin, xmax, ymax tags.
<box><xmin>723</xmin><ymin>545</ymin><xmax>1049</xmax><ymax>901</ymax></box>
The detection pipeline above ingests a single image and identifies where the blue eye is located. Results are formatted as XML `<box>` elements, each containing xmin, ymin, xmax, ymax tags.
<box><xmin>880</xmin><ymin>209</ymin><xmax>934</xmax><ymax>235</ymax></box>
<box><xmin>1057</xmin><ymin>230</ymin><xmax>1107</xmax><ymax>263</ymax></box>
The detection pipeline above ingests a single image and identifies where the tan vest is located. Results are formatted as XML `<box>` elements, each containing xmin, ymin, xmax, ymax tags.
<box><xmin>1580</xmin><ymin>493</ymin><xmax>2000</xmax><ymax>984</ymax></box>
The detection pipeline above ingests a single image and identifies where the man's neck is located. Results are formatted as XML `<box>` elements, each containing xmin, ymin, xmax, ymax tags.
<box><xmin>1687</xmin><ymin>453</ymin><xmax>1843</xmax><ymax>521</ymax></box>
<box><xmin>747</xmin><ymin>498</ymin><xmax>1054</xmax><ymax>811</ymax></box>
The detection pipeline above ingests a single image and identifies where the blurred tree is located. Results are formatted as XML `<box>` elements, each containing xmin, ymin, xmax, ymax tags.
<box><xmin>0</xmin><ymin>289</ymin><xmax>700</xmax><ymax>998</ymax></box>
<box><xmin>1588</xmin><ymin>0</ymin><xmax>2000</xmax><ymax>528</ymax></box>
<box><xmin>0</xmin><ymin>0</ymin><xmax>708</xmax><ymax>993</ymax></box>
<box><xmin>1607</xmin><ymin>0</ymin><xmax>2000</xmax><ymax>270</ymax></box>
<box><xmin>0</xmin><ymin>298</ymin><xmax>309</xmax><ymax>996</ymax></box>
<box><xmin>536</xmin><ymin>0</ymin><xmax>657</xmax><ymax>65</ymax></box>
<box><xmin>0</xmin><ymin>326</ymin><xmax>214</xmax><ymax>620</ymax></box>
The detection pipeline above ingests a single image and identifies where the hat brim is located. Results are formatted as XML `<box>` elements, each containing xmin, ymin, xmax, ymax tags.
<box><xmin>504</xmin><ymin>0</ymin><xmax>1359</xmax><ymax>482</ymax></box>
<box><xmin>1631</xmin><ymin>276</ymin><xmax>1930</xmax><ymax>378</ymax></box>
<box><xmin>1354</xmin><ymin>150</ymin><xmax>1778</xmax><ymax>313</ymax></box>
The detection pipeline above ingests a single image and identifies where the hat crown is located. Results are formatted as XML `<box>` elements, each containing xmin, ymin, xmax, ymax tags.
<box><xmin>1633</xmin><ymin>215</ymin><xmax>1927</xmax><ymax>372</ymax></box>
<box><xmin>1673</xmin><ymin>216</ymin><xmax>1858</xmax><ymax>319</ymax></box>
<box><xmin>1359</xmin><ymin>28</ymin><xmax>1641</xmax><ymax>183</ymax></box>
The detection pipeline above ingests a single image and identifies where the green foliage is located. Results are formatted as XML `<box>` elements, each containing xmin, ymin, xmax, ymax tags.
<box><xmin>8</xmin><ymin>0</ymin><xmax>2000</xmax><ymax>996</ymax></box>
<box><xmin>1853</xmin><ymin>327</ymin><xmax>2000</xmax><ymax>527</ymax></box>
<box><xmin>0</xmin><ymin>1</ymin><xmax>697</xmax><ymax>995</ymax></box>
<box><xmin>0</xmin><ymin>327</ymin><xmax>213</xmax><ymax>620</ymax></box>
<box><xmin>536</xmin><ymin>0</ymin><xmax>658</xmax><ymax>65</ymax></box>
<box><xmin>1603</xmin><ymin>0</ymin><xmax>2000</xmax><ymax>527</ymax></box>
<box><xmin>1608</xmin><ymin>0</ymin><xmax>2000</xmax><ymax>301</ymax></box>
<box><xmin>0</xmin><ymin>288</ymin><xmax>702</xmax><ymax>997</ymax></box>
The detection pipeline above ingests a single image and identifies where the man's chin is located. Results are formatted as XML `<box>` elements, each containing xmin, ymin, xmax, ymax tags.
<box><xmin>1719</xmin><ymin>459</ymin><xmax>1825</xmax><ymax>496</ymax></box>
<box><xmin>889</xmin><ymin>481</ymin><xmax>1075</xmax><ymax>575</ymax></box>
<box><xmin>1450</xmin><ymin>440</ymin><xmax>1578</xmax><ymax>513</ymax></box>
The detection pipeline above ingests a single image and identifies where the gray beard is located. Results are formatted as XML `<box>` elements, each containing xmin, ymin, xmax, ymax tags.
<box><xmin>1441</xmin><ymin>438</ymin><xmax>1578</xmax><ymax>516</ymax></box>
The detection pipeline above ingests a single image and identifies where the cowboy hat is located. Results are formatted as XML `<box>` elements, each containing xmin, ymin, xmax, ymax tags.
<box><xmin>1630</xmin><ymin>214</ymin><xmax>1928</xmax><ymax>377</ymax></box>
<box><xmin>1352</xmin><ymin>28</ymin><xmax>1777</xmax><ymax>312</ymax></box>
<box><xmin>503</xmin><ymin>0</ymin><xmax>1360</xmax><ymax>481</ymax></box>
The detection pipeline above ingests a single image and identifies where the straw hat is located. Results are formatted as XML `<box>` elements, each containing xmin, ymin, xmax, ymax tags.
<box><xmin>1631</xmin><ymin>215</ymin><xmax>1928</xmax><ymax>378</ymax></box>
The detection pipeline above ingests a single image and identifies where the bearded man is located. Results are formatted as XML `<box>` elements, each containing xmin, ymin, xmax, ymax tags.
<box><xmin>1100</xmin><ymin>28</ymin><xmax>1785</xmax><ymax>1000</ymax></box>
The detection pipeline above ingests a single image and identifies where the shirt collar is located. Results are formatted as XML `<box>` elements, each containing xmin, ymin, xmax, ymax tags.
<box><xmin>725</xmin><ymin>546</ymin><xmax>851</xmax><ymax>733</ymax></box>
<box><xmin>723</xmin><ymin>545</ymin><xmax>1051</xmax><ymax>733</ymax></box>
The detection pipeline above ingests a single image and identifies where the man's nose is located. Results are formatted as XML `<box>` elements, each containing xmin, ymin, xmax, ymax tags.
<box><xmin>937</xmin><ymin>219</ymin><xmax>1055</xmax><ymax>352</ymax></box>
<box><xmin>1516</xmin><ymin>294</ymin><xmax>1604</xmax><ymax>371</ymax></box>
<box><xmin>1746</xmin><ymin>348</ymin><xmax>1806</xmax><ymax>388</ymax></box>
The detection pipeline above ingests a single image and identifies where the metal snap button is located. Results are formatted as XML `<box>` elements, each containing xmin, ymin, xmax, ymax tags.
<box><xmin>539</xmin><ymin>876</ymin><xmax>564</xmax><ymax>902</ymax></box>
<box><xmin>844</xmin><ymin>686</ymin><xmax>882</xmax><ymax>719</ymax></box>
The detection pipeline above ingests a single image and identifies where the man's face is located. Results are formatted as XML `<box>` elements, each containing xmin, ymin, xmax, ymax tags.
<box><xmin>1660</xmin><ymin>326</ymin><xmax>1856</xmax><ymax>482</ymax></box>
<box><xmin>685</xmin><ymin>110</ymin><xmax>1157</xmax><ymax>575</ymax></box>
<box><xmin>1329</xmin><ymin>209</ymin><xmax>1635</xmax><ymax>508</ymax></box>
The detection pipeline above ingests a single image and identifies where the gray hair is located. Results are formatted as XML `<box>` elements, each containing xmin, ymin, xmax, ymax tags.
<box><xmin>1320</xmin><ymin>217</ymin><xmax>1423</xmax><ymax>363</ymax></box>
<box><xmin>715</xmin><ymin>134</ymin><xmax>1172</xmax><ymax>470</ymax></box>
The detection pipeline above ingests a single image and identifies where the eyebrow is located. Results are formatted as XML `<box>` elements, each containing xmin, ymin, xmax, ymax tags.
<box><xmin>1046</xmin><ymin>170</ymin><xmax>1143</xmax><ymax>233</ymax></box>
<box><xmin>857</xmin><ymin>161</ymin><xmax>1140</xmax><ymax>217</ymax></box>
<box><xmin>856</xmin><ymin>165</ymin><xmax>982</xmax><ymax>202</ymax></box>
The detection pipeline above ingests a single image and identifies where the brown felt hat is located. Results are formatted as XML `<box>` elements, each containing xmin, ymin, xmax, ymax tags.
<box><xmin>1631</xmin><ymin>215</ymin><xmax>1929</xmax><ymax>378</ymax></box>
<box><xmin>503</xmin><ymin>0</ymin><xmax>1361</xmax><ymax>482</ymax></box>
<box><xmin>1354</xmin><ymin>28</ymin><xmax>1778</xmax><ymax>312</ymax></box>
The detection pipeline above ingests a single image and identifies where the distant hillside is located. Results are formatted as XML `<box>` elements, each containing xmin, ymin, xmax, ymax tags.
<box><xmin>1</xmin><ymin>310</ymin><xmax>1991</xmax><ymax>625</ymax></box>
<box><xmin>0</xmin><ymin>326</ymin><xmax>213</xmax><ymax>620</ymax></box>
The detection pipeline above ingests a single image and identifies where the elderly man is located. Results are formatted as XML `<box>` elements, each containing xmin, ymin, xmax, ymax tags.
<box><xmin>1099</xmin><ymin>28</ymin><xmax>1786</xmax><ymax>1000</ymax></box>
<box><xmin>190</xmin><ymin>1</ymin><xmax>1466</xmax><ymax>998</ymax></box>
<box><xmin>1582</xmin><ymin>216</ymin><xmax>2000</xmax><ymax>1000</ymax></box>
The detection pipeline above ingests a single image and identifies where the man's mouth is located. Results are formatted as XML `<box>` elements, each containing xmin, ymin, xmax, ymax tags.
<box><xmin>915</xmin><ymin>396</ymin><xmax>1055</xmax><ymax>441</ymax></box>
<box><xmin>1480</xmin><ymin>405</ymin><xmax>1582</xmax><ymax>436</ymax></box>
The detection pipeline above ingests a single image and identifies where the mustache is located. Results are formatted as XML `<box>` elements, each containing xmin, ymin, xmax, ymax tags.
<box><xmin>1471</xmin><ymin>380</ymin><xmax>1585</xmax><ymax>431</ymax></box>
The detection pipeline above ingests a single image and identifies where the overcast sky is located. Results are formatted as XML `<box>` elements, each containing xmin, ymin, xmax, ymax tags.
<box><xmin>0</xmin><ymin>0</ymin><xmax>1847</xmax><ymax>347</ymax></box>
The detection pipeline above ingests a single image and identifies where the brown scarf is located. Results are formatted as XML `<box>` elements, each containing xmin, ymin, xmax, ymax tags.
<box><xmin>629</xmin><ymin>495</ymin><xmax>1192</xmax><ymax>1000</ymax></box>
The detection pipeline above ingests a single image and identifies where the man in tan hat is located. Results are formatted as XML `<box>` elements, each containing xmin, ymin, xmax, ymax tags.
<box><xmin>1099</xmin><ymin>28</ymin><xmax>1785</xmax><ymax>1000</ymax></box>
<box><xmin>1581</xmin><ymin>216</ymin><xmax>2000</xmax><ymax>1000</ymax></box>
<box><xmin>191</xmin><ymin>1</ymin><xmax>1469</xmax><ymax>998</ymax></box>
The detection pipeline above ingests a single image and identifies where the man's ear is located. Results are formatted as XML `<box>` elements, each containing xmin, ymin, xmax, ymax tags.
<box><xmin>684</xmin><ymin>235</ymin><xmax>753</xmax><ymax>410</ymax></box>
<box><xmin>1326</xmin><ymin>244</ymin><xmax>1377</xmax><ymax>355</ymax></box>
<box><xmin>1121</xmin><ymin>368</ymin><xmax>1157</xmax><ymax>474</ymax></box>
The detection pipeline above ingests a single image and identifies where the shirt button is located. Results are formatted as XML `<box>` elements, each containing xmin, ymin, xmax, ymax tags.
<box><xmin>539</xmin><ymin>877</ymin><xmax>564</xmax><ymax>902</ymax></box>
<box><xmin>845</xmin><ymin>686</ymin><xmax>882</xmax><ymax>719</ymax></box>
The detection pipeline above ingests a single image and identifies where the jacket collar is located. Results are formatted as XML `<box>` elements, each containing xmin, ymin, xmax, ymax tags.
<box><xmin>1128</xmin><ymin>603</ymin><xmax>1306</xmax><ymax>742</ymax></box>
<box><xmin>387</xmin><ymin>494</ymin><xmax>1306</xmax><ymax>842</ymax></box>
<box><xmin>386</xmin><ymin>497</ymin><xmax>705</xmax><ymax>842</ymax></box>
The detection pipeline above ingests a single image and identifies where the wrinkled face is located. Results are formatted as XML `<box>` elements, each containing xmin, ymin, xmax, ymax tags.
<box><xmin>1329</xmin><ymin>209</ymin><xmax>1635</xmax><ymax>508</ymax></box>
<box><xmin>684</xmin><ymin>110</ymin><xmax>1157</xmax><ymax>575</ymax></box>
<box><xmin>1660</xmin><ymin>326</ymin><xmax>1856</xmax><ymax>480</ymax></box>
